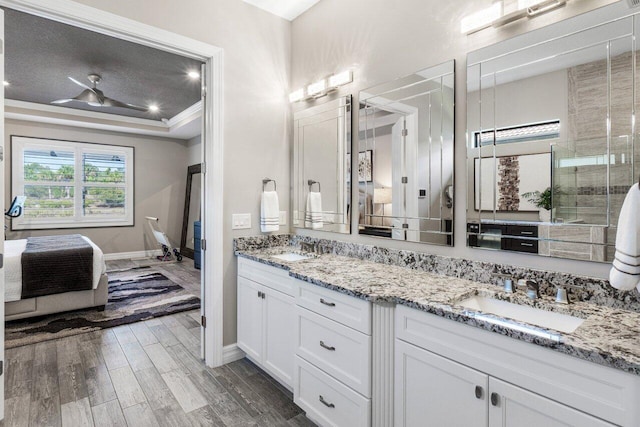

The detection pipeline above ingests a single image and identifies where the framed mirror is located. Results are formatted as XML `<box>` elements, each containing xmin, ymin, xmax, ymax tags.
<box><xmin>293</xmin><ymin>96</ymin><xmax>351</xmax><ymax>233</ymax></box>
<box><xmin>180</xmin><ymin>163</ymin><xmax>201</xmax><ymax>259</ymax></box>
<box><xmin>358</xmin><ymin>61</ymin><xmax>455</xmax><ymax>245</ymax></box>
<box><xmin>466</xmin><ymin>6</ymin><xmax>638</xmax><ymax>262</ymax></box>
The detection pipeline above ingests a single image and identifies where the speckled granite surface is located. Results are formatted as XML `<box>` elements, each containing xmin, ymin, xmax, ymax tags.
<box><xmin>235</xmin><ymin>234</ymin><xmax>640</xmax><ymax>312</ymax></box>
<box><xmin>235</xmin><ymin>239</ymin><xmax>640</xmax><ymax>376</ymax></box>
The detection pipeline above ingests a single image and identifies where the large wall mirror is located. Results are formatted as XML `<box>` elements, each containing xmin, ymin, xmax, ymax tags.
<box><xmin>358</xmin><ymin>61</ymin><xmax>454</xmax><ymax>245</ymax></box>
<box><xmin>466</xmin><ymin>4</ymin><xmax>638</xmax><ymax>262</ymax></box>
<box><xmin>293</xmin><ymin>96</ymin><xmax>351</xmax><ymax>233</ymax></box>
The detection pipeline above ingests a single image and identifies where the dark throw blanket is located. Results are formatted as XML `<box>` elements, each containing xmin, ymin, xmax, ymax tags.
<box><xmin>22</xmin><ymin>234</ymin><xmax>94</xmax><ymax>299</ymax></box>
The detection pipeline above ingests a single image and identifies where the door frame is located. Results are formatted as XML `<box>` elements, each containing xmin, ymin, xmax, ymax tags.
<box><xmin>0</xmin><ymin>0</ymin><xmax>225</xmax><ymax>367</ymax></box>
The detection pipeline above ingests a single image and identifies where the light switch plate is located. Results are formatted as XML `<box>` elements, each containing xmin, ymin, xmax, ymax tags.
<box><xmin>279</xmin><ymin>211</ymin><xmax>287</xmax><ymax>225</ymax></box>
<box><xmin>232</xmin><ymin>213</ymin><xmax>251</xmax><ymax>230</ymax></box>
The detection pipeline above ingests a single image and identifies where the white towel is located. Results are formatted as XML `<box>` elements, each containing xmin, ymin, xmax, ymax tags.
<box><xmin>610</xmin><ymin>183</ymin><xmax>640</xmax><ymax>291</ymax></box>
<box><xmin>305</xmin><ymin>191</ymin><xmax>323</xmax><ymax>229</ymax></box>
<box><xmin>260</xmin><ymin>191</ymin><xmax>280</xmax><ymax>233</ymax></box>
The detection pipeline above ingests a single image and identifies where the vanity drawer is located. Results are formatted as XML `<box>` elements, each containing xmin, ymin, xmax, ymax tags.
<box><xmin>502</xmin><ymin>237</ymin><xmax>538</xmax><ymax>254</ymax></box>
<box><xmin>296</xmin><ymin>306</ymin><xmax>371</xmax><ymax>397</ymax></box>
<box><xmin>238</xmin><ymin>257</ymin><xmax>296</xmax><ymax>297</ymax></box>
<box><xmin>505</xmin><ymin>225</ymin><xmax>538</xmax><ymax>238</ymax></box>
<box><xmin>296</xmin><ymin>280</ymin><xmax>372</xmax><ymax>335</ymax></box>
<box><xmin>295</xmin><ymin>356</ymin><xmax>371</xmax><ymax>427</ymax></box>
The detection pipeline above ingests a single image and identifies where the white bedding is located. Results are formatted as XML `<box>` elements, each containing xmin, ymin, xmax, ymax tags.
<box><xmin>5</xmin><ymin>236</ymin><xmax>106</xmax><ymax>303</ymax></box>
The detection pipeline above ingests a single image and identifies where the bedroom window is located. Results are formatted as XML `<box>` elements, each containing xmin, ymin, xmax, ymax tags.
<box><xmin>11</xmin><ymin>136</ymin><xmax>134</xmax><ymax>230</ymax></box>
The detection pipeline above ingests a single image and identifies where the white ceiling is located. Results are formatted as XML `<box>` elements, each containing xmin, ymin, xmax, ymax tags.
<box><xmin>243</xmin><ymin>0</ymin><xmax>321</xmax><ymax>21</ymax></box>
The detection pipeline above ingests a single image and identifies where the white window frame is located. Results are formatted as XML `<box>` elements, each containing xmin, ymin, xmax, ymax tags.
<box><xmin>11</xmin><ymin>136</ymin><xmax>134</xmax><ymax>230</ymax></box>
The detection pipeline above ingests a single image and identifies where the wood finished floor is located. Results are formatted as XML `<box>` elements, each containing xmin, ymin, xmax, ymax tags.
<box><xmin>2</xmin><ymin>260</ymin><xmax>315</xmax><ymax>426</ymax></box>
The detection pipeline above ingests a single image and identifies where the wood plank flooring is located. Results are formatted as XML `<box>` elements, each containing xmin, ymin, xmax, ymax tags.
<box><xmin>3</xmin><ymin>260</ymin><xmax>315</xmax><ymax>426</ymax></box>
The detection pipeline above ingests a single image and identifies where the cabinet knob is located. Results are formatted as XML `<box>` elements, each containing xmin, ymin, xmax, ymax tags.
<box><xmin>475</xmin><ymin>385</ymin><xmax>484</xmax><ymax>399</ymax></box>
<box><xmin>490</xmin><ymin>392</ymin><xmax>500</xmax><ymax>406</ymax></box>
<box><xmin>319</xmin><ymin>298</ymin><xmax>336</xmax><ymax>307</ymax></box>
<box><xmin>319</xmin><ymin>395</ymin><xmax>335</xmax><ymax>408</ymax></box>
<box><xmin>257</xmin><ymin>291</ymin><xmax>261</xmax><ymax>298</ymax></box>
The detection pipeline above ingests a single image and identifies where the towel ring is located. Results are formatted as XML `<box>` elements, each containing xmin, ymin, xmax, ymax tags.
<box><xmin>262</xmin><ymin>178</ymin><xmax>276</xmax><ymax>192</ymax></box>
<box><xmin>308</xmin><ymin>179</ymin><xmax>321</xmax><ymax>192</ymax></box>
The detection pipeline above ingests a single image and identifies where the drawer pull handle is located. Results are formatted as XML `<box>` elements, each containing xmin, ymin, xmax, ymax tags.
<box><xmin>320</xmin><ymin>341</ymin><xmax>336</xmax><ymax>351</ymax></box>
<box><xmin>474</xmin><ymin>385</ymin><xmax>483</xmax><ymax>399</ymax></box>
<box><xmin>520</xmin><ymin>242</ymin><xmax>534</xmax><ymax>247</ymax></box>
<box><xmin>319</xmin><ymin>298</ymin><xmax>336</xmax><ymax>307</ymax></box>
<box><xmin>319</xmin><ymin>395</ymin><xmax>335</xmax><ymax>408</ymax></box>
<box><xmin>519</xmin><ymin>231</ymin><xmax>534</xmax><ymax>235</ymax></box>
<box><xmin>490</xmin><ymin>392</ymin><xmax>500</xmax><ymax>406</ymax></box>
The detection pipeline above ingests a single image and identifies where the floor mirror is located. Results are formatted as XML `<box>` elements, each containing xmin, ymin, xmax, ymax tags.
<box><xmin>181</xmin><ymin>163</ymin><xmax>202</xmax><ymax>259</ymax></box>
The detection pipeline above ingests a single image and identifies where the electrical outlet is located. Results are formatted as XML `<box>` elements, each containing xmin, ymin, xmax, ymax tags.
<box><xmin>279</xmin><ymin>211</ymin><xmax>287</xmax><ymax>225</ymax></box>
<box><xmin>232</xmin><ymin>213</ymin><xmax>251</xmax><ymax>230</ymax></box>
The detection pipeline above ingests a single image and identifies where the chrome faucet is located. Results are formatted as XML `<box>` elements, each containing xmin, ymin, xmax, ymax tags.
<box><xmin>525</xmin><ymin>280</ymin><xmax>540</xmax><ymax>300</ymax></box>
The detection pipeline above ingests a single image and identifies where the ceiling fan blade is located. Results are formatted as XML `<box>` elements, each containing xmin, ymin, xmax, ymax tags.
<box><xmin>102</xmin><ymin>96</ymin><xmax>148</xmax><ymax>112</ymax></box>
<box><xmin>51</xmin><ymin>98</ymin><xmax>74</xmax><ymax>104</ymax></box>
<box><xmin>68</xmin><ymin>76</ymin><xmax>94</xmax><ymax>92</ymax></box>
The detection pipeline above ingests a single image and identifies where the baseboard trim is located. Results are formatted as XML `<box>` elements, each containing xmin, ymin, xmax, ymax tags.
<box><xmin>222</xmin><ymin>344</ymin><xmax>246</xmax><ymax>364</ymax></box>
<box><xmin>103</xmin><ymin>249</ymin><xmax>163</xmax><ymax>261</ymax></box>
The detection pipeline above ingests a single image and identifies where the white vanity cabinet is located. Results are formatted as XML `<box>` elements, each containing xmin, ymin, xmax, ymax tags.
<box><xmin>395</xmin><ymin>339</ymin><xmax>613</xmax><ymax>427</ymax></box>
<box><xmin>237</xmin><ymin>258</ymin><xmax>296</xmax><ymax>389</ymax></box>
<box><xmin>293</xmin><ymin>280</ymin><xmax>372</xmax><ymax>427</ymax></box>
<box><xmin>394</xmin><ymin>305</ymin><xmax>635</xmax><ymax>427</ymax></box>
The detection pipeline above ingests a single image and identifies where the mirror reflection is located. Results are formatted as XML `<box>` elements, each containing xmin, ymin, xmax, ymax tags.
<box><xmin>466</xmin><ymin>11</ymin><xmax>638</xmax><ymax>262</ymax></box>
<box><xmin>358</xmin><ymin>61</ymin><xmax>454</xmax><ymax>245</ymax></box>
<box><xmin>293</xmin><ymin>96</ymin><xmax>351</xmax><ymax>233</ymax></box>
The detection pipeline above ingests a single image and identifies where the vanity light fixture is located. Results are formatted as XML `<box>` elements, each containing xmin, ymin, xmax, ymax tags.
<box><xmin>307</xmin><ymin>79</ymin><xmax>327</xmax><ymax>97</ymax></box>
<box><xmin>328</xmin><ymin>70</ymin><xmax>353</xmax><ymax>88</ymax></box>
<box><xmin>3</xmin><ymin>81</ymin><xmax>9</xmax><ymax>86</ymax></box>
<box><xmin>289</xmin><ymin>88</ymin><xmax>305</xmax><ymax>103</ymax></box>
<box><xmin>187</xmin><ymin>70</ymin><xmax>200</xmax><ymax>79</ymax></box>
<box><xmin>148</xmin><ymin>104</ymin><xmax>159</xmax><ymax>112</ymax></box>
<box><xmin>461</xmin><ymin>2</ymin><xmax>503</xmax><ymax>34</ymax></box>
<box><xmin>462</xmin><ymin>0</ymin><xmax>568</xmax><ymax>34</ymax></box>
<box><xmin>290</xmin><ymin>70</ymin><xmax>354</xmax><ymax>102</ymax></box>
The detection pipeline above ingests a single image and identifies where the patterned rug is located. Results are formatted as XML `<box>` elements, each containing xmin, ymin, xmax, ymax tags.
<box><xmin>5</xmin><ymin>268</ymin><xmax>201</xmax><ymax>348</ymax></box>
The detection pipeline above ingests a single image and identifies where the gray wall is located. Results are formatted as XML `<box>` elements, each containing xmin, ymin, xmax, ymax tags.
<box><xmin>72</xmin><ymin>0</ymin><xmax>291</xmax><ymax>345</ymax></box>
<box><xmin>187</xmin><ymin>134</ymin><xmax>202</xmax><ymax>166</ymax></box>
<box><xmin>291</xmin><ymin>0</ymin><xmax>617</xmax><ymax>280</ymax></box>
<box><xmin>5</xmin><ymin>119</ymin><xmax>188</xmax><ymax>254</ymax></box>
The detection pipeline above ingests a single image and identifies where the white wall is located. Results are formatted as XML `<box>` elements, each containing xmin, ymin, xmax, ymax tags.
<box><xmin>292</xmin><ymin>0</ymin><xmax>617</xmax><ymax>280</ymax></box>
<box><xmin>5</xmin><ymin>119</ymin><xmax>188</xmax><ymax>254</ymax></box>
<box><xmin>72</xmin><ymin>0</ymin><xmax>291</xmax><ymax>345</ymax></box>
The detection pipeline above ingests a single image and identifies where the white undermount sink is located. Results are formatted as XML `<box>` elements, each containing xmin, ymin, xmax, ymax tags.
<box><xmin>271</xmin><ymin>252</ymin><xmax>313</xmax><ymax>262</ymax></box>
<box><xmin>457</xmin><ymin>295</ymin><xmax>584</xmax><ymax>335</ymax></box>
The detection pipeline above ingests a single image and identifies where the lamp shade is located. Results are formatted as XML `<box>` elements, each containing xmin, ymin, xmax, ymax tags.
<box><xmin>373</xmin><ymin>187</ymin><xmax>392</xmax><ymax>204</ymax></box>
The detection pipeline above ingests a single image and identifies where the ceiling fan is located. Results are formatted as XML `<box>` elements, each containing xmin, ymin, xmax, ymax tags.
<box><xmin>51</xmin><ymin>74</ymin><xmax>149</xmax><ymax>112</ymax></box>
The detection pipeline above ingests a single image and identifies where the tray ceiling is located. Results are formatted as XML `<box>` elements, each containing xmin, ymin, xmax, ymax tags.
<box><xmin>3</xmin><ymin>8</ymin><xmax>204</xmax><ymax>121</ymax></box>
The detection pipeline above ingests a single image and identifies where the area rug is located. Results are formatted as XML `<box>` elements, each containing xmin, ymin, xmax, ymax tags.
<box><xmin>5</xmin><ymin>268</ymin><xmax>201</xmax><ymax>348</ymax></box>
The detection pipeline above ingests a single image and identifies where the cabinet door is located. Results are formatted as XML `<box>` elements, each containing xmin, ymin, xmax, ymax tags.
<box><xmin>395</xmin><ymin>339</ymin><xmax>489</xmax><ymax>427</ymax></box>
<box><xmin>263</xmin><ymin>286</ymin><xmax>295</xmax><ymax>388</ymax></box>
<box><xmin>237</xmin><ymin>276</ymin><xmax>264</xmax><ymax>362</ymax></box>
<box><xmin>488</xmin><ymin>378</ymin><xmax>615</xmax><ymax>427</ymax></box>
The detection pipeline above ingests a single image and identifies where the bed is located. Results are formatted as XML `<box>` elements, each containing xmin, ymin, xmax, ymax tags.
<box><xmin>5</xmin><ymin>235</ymin><xmax>108</xmax><ymax>321</ymax></box>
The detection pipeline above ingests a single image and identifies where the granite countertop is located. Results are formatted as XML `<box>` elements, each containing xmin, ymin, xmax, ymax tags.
<box><xmin>236</xmin><ymin>246</ymin><xmax>640</xmax><ymax>376</ymax></box>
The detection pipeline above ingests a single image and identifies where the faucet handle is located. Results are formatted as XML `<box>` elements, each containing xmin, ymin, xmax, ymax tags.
<box><xmin>554</xmin><ymin>287</ymin><xmax>569</xmax><ymax>304</ymax></box>
<box><xmin>492</xmin><ymin>273</ymin><xmax>514</xmax><ymax>293</ymax></box>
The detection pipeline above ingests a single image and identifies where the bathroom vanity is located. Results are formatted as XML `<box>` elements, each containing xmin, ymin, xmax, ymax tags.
<box><xmin>235</xmin><ymin>240</ymin><xmax>640</xmax><ymax>427</ymax></box>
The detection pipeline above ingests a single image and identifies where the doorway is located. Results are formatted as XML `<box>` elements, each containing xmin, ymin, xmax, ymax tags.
<box><xmin>0</xmin><ymin>0</ymin><xmax>224</xmax><ymax>373</ymax></box>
